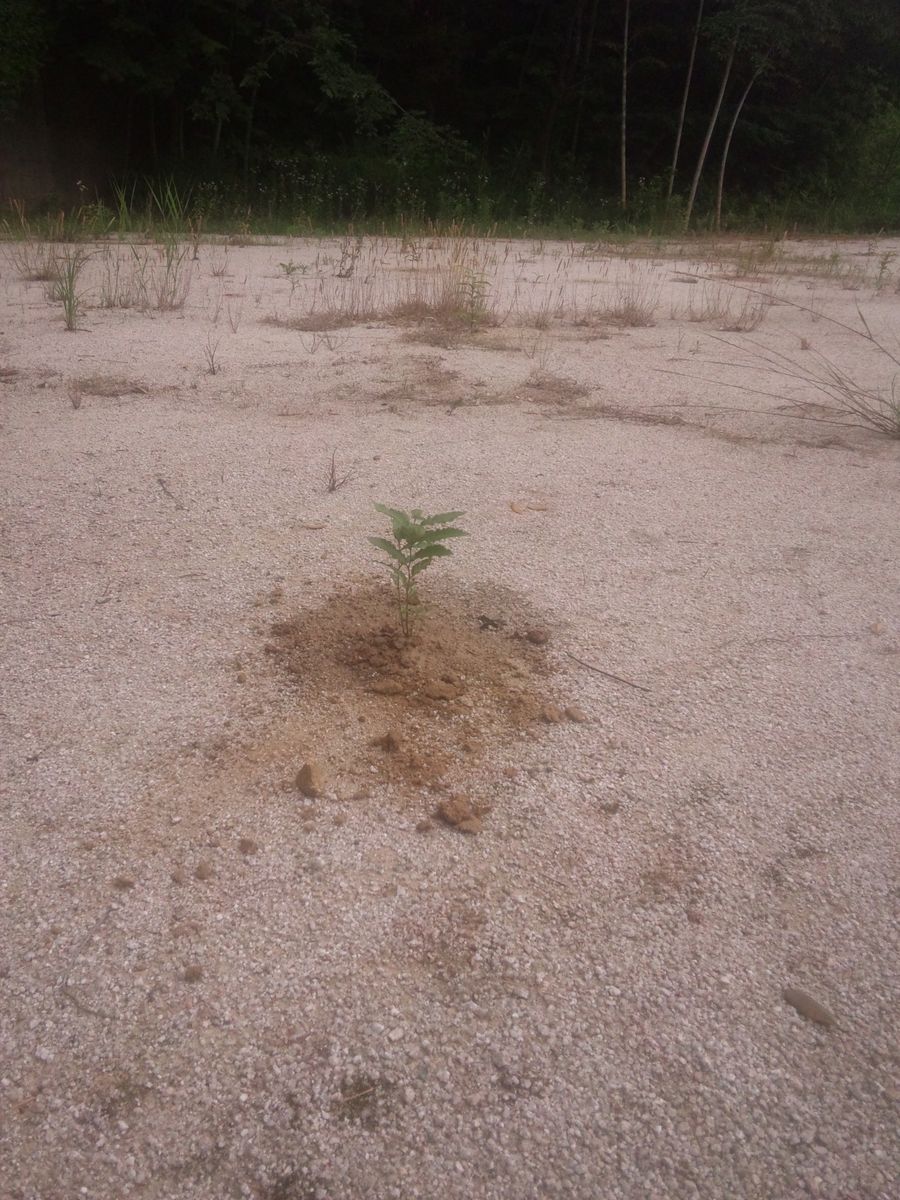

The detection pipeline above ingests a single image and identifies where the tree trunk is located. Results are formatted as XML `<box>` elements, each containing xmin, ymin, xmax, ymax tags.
<box><xmin>620</xmin><ymin>0</ymin><xmax>630</xmax><ymax>210</ymax></box>
<box><xmin>684</xmin><ymin>36</ymin><xmax>736</xmax><ymax>231</ymax></box>
<box><xmin>570</xmin><ymin>0</ymin><xmax>600</xmax><ymax>158</ymax></box>
<box><xmin>242</xmin><ymin>85</ymin><xmax>258</xmax><ymax>194</ymax></box>
<box><xmin>715</xmin><ymin>68</ymin><xmax>761</xmax><ymax>232</ymax></box>
<box><xmin>148</xmin><ymin>97</ymin><xmax>158</xmax><ymax>171</ymax></box>
<box><xmin>667</xmin><ymin>0</ymin><xmax>704</xmax><ymax>206</ymax></box>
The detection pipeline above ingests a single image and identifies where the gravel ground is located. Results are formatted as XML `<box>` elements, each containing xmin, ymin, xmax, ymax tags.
<box><xmin>1</xmin><ymin>235</ymin><xmax>898</xmax><ymax>1199</ymax></box>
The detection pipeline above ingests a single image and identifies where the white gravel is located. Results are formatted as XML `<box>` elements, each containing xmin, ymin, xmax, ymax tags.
<box><xmin>1</xmin><ymin>234</ymin><xmax>898</xmax><ymax>1199</ymax></box>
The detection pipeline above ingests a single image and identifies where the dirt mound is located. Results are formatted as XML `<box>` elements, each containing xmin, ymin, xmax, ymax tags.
<box><xmin>264</xmin><ymin>580</ymin><xmax>558</xmax><ymax>800</ymax></box>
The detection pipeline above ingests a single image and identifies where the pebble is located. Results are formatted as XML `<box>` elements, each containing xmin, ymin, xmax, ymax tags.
<box><xmin>194</xmin><ymin>861</ymin><xmax>214</xmax><ymax>882</ymax></box>
<box><xmin>296</xmin><ymin>761</ymin><xmax>326</xmax><ymax>798</ymax></box>
<box><xmin>782</xmin><ymin>986</ymin><xmax>836</xmax><ymax>1027</ymax></box>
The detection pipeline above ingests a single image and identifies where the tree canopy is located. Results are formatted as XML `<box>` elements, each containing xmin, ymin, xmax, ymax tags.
<box><xmin>3</xmin><ymin>0</ymin><xmax>899</xmax><ymax>228</ymax></box>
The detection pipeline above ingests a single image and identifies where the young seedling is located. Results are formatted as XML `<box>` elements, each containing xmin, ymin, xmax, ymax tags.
<box><xmin>369</xmin><ymin>504</ymin><xmax>467</xmax><ymax>637</ymax></box>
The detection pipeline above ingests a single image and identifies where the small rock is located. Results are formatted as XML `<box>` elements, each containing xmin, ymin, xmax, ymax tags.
<box><xmin>194</xmin><ymin>860</ymin><xmax>214</xmax><ymax>882</ymax></box>
<box><xmin>509</xmin><ymin>501</ymin><xmax>527</xmax><ymax>513</ymax></box>
<box><xmin>502</xmin><ymin>766</ymin><xmax>518</xmax><ymax>779</ymax></box>
<box><xmin>238</xmin><ymin>837</ymin><xmax>258</xmax><ymax>856</ymax></box>
<box><xmin>436</xmin><ymin>795</ymin><xmax>483</xmax><ymax>834</ymax></box>
<box><xmin>565</xmin><ymin>705</ymin><xmax>589</xmax><ymax>723</ymax></box>
<box><xmin>183</xmin><ymin>964</ymin><xmax>203</xmax><ymax>983</ymax></box>
<box><xmin>423</xmin><ymin>681</ymin><xmax>460</xmax><ymax>701</ymax></box>
<box><xmin>599</xmin><ymin>799</ymin><xmax>621</xmax><ymax>815</ymax></box>
<box><xmin>526</xmin><ymin>628</ymin><xmax>550</xmax><ymax>645</ymax></box>
<box><xmin>370</xmin><ymin>679</ymin><xmax>405</xmax><ymax>696</ymax></box>
<box><xmin>416</xmin><ymin>819</ymin><xmax>434</xmax><ymax>833</ymax></box>
<box><xmin>373</xmin><ymin>729</ymin><xmax>403</xmax><ymax>753</ymax></box>
<box><xmin>236</xmin><ymin>672</ymin><xmax>247</xmax><ymax>684</ymax></box>
<box><xmin>782</xmin><ymin>986</ymin><xmax>835</xmax><ymax>1027</ymax></box>
<box><xmin>541</xmin><ymin>705</ymin><xmax>565</xmax><ymax>724</ymax></box>
<box><xmin>171</xmin><ymin>867</ymin><xmax>188</xmax><ymax>885</ymax></box>
<box><xmin>296</xmin><ymin>761</ymin><xmax>326</xmax><ymax>798</ymax></box>
<box><xmin>388</xmin><ymin>1027</ymin><xmax>404</xmax><ymax>1042</ymax></box>
<box><xmin>112</xmin><ymin>875</ymin><xmax>136</xmax><ymax>891</ymax></box>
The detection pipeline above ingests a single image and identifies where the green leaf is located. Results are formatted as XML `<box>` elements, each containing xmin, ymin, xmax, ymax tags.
<box><xmin>373</xmin><ymin>503</ymin><xmax>409</xmax><ymax>523</ymax></box>
<box><xmin>412</xmin><ymin>526</ymin><xmax>468</xmax><ymax>544</ymax></box>
<box><xmin>420</xmin><ymin>511</ymin><xmax>465</xmax><ymax>526</ymax></box>
<box><xmin>410</xmin><ymin>543</ymin><xmax>453</xmax><ymax>563</ymax></box>
<box><xmin>367</xmin><ymin>536</ymin><xmax>405</xmax><ymax>562</ymax></box>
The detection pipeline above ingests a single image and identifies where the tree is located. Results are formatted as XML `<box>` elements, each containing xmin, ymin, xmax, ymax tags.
<box><xmin>667</xmin><ymin>0</ymin><xmax>704</xmax><ymax>207</ymax></box>
<box><xmin>0</xmin><ymin>0</ymin><xmax>47</xmax><ymax>120</ymax></box>
<box><xmin>620</xmin><ymin>0</ymin><xmax>630</xmax><ymax>209</ymax></box>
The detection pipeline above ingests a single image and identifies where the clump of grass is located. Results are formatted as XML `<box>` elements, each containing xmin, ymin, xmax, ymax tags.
<box><xmin>203</xmin><ymin>333</ymin><xmax>221</xmax><ymax>375</ymax></box>
<box><xmin>701</xmin><ymin>283</ymin><xmax>900</xmax><ymax>439</ymax></box>
<box><xmin>600</xmin><ymin>294</ymin><xmax>657</xmax><ymax>326</ymax></box>
<box><xmin>523</xmin><ymin>369</ymin><xmax>589</xmax><ymax>405</ymax></box>
<box><xmin>325</xmin><ymin>449</ymin><xmax>353</xmax><ymax>493</ymax></box>
<box><xmin>152</xmin><ymin>236</ymin><xmax>193</xmax><ymax>310</ymax></box>
<box><xmin>51</xmin><ymin>247</ymin><xmax>91</xmax><ymax>331</ymax></box>
<box><xmin>673</xmin><ymin>280</ymin><xmax>771</xmax><ymax>331</ymax></box>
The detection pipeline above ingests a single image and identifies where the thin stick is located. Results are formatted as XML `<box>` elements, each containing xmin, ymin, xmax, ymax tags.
<box><xmin>566</xmin><ymin>651</ymin><xmax>651</xmax><ymax>693</ymax></box>
<box><xmin>156</xmin><ymin>475</ymin><xmax>185</xmax><ymax>510</ymax></box>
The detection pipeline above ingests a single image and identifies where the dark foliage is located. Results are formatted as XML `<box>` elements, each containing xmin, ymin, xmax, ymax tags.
<box><xmin>4</xmin><ymin>0</ymin><xmax>900</xmax><ymax>228</ymax></box>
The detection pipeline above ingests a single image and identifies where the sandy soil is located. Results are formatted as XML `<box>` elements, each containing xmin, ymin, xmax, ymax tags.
<box><xmin>1</xmin><ymin>233</ymin><xmax>898</xmax><ymax>1199</ymax></box>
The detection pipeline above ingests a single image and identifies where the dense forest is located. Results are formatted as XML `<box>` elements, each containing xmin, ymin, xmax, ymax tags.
<box><xmin>3</xmin><ymin>0</ymin><xmax>900</xmax><ymax>230</ymax></box>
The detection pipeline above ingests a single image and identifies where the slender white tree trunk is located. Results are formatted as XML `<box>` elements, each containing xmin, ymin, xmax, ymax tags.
<box><xmin>667</xmin><ymin>0</ymin><xmax>705</xmax><ymax>206</ymax></box>
<box><xmin>715</xmin><ymin>68</ymin><xmax>762</xmax><ymax>232</ymax></box>
<box><xmin>620</xmin><ymin>0</ymin><xmax>630</xmax><ymax>209</ymax></box>
<box><xmin>684</xmin><ymin>36</ymin><xmax>737</xmax><ymax>230</ymax></box>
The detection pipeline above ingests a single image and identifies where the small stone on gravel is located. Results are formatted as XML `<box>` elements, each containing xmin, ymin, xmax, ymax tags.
<box><xmin>296</xmin><ymin>761</ymin><xmax>326</xmax><ymax>797</ymax></box>
<box><xmin>782</xmin><ymin>986</ymin><xmax>836</xmax><ymax>1027</ymax></box>
<box><xmin>436</xmin><ymin>795</ymin><xmax>483</xmax><ymax>834</ymax></box>
<box><xmin>112</xmin><ymin>874</ymin><xmax>136</xmax><ymax>890</ymax></box>
<box><xmin>238</xmin><ymin>837</ymin><xmax>258</xmax><ymax>855</ymax></box>
<box><xmin>194</xmin><ymin>860</ymin><xmax>214</xmax><ymax>881</ymax></box>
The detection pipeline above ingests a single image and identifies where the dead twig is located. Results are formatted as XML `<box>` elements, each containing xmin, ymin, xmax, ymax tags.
<box><xmin>156</xmin><ymin>475</ymin><xmax>185</xmax><ymax>510</ymax></box>
<box><xmin>566</xmin><ymin>651</ymin><xmax>651</xmax><ymax>693</ymax></box>
<box><xmin>337</xmin><ymin>1085</ymin><xmax>376</xmax><ymax>1106</ymax></box>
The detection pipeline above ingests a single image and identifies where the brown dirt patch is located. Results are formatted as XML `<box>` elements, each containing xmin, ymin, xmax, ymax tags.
<box><xmin>262</xmin><ymin>580</ymin><xmax>557</xmax><ymax>802</ymax></box>
<box><xmin>522</xmin><ymin>369</ymin><xmax>590</xmax><ymax>406</ymax></box>
<box><xmin>71</xmin><ymin>374</ymin><xmax>149</xmax><ymax>399</ymax></box>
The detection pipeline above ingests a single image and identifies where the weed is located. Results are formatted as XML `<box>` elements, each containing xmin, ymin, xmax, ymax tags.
<box><xmin>673</xmin><ymin>280</ymin><xmax>771</xmax><ymax>331</ymax></box>
<box><xmin>152</xmin><ymin>236</ymin><xmax>192</xmax><ymax>310</ymax></box>
<box><xmin>209</xmin><ymin>246</ymin><xmax>229</xmax><ymax>277</ymax></box>
<box><xmin>369</xmin><ymin>504</ymin><xmax>467</xmax><ymax>637</ymax></box>
<box><xmin>278</xmin><ymin>259</ymin><xmax>308</xmax><ymax>277</ymax></box>
<box><xmin>325</xmin><ymin>449</ymin><xmax>353</xmax><ymax>493</ymax></box>
<box><xmin>203</xmin><ymin>333</ymin><xmax>221</xmax><ymax>375</ymax></box>
<box><xmin>661</xmin><ymin>280</ymin><xmax>900</xmax><ymax>439</ymax></box>
<box><xmin>53</xmin><ymin>247</ymin><xmax>91</xmax><ymax>331</ymax></box>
